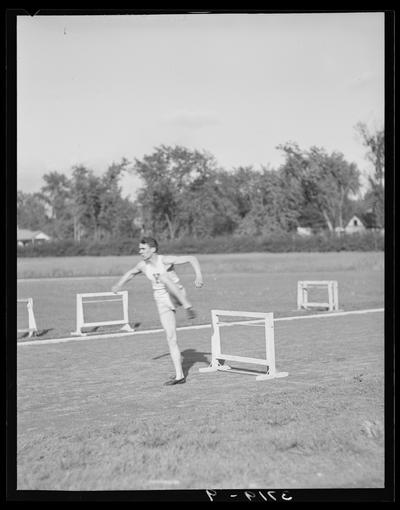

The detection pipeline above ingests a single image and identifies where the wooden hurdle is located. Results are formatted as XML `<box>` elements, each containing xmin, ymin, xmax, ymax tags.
<box><xmin>199</xmin><ymin>310</ymin><xmax>288</xmax><ymax>381</ymax></box>
<box><xmin>17</xmin><ymin>298</ymin><xmax>38</xmax><ymax>337</ymax></box>
<box><xmin>297</xmin><ymin>280</ymin><xmax>339</xmax><ymax>312</ymax></box>
<box><xmin>71</xmin><ymin>291</ymin><xmax>135</xmax><ymax>336</ymax></box>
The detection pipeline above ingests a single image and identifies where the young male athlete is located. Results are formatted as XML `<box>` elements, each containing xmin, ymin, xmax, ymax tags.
<box><xmin>111</xmin><ymin>237</ymin><xmax>204</xmax><ymax>386</ymax></box>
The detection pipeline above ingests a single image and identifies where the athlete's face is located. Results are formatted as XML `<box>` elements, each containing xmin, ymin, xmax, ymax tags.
<box><xmin>139</xmin><ymin>243</ymin><xmax>156</xmax><ymax>261</ymax></box>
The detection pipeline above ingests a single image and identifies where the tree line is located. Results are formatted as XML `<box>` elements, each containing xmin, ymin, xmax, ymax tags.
<box><xmin>17</xmin><ymin>122</ymin><xmax>384</xmax><ymax>242</ymax></box>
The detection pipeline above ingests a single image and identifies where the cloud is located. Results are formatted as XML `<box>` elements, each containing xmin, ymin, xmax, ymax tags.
<box><xmin>163</xmin><ymin>110</ymin><xmax>221</xmax><ymax>129</ymax></box>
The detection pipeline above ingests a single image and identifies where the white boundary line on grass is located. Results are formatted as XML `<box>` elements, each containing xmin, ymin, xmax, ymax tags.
<box><xmin>17</xmin><ymin>307</ymin><xmax>384</xmax><ymax>347</ymax></box>
<box><xmin>274</xmin><ymin>307</ymin><xmax>384</xmax><ymax>322</ymax></box>
<box><xmin>18</xmin><ymin>275</ymin><xmax>116</xmax><ymax>283</ymax></box>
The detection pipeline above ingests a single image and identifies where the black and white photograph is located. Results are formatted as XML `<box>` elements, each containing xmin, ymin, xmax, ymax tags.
<box><xmin>7</xmin><ymin>9</ymin><xmax>394</xmax><ymax>502</ymax></box>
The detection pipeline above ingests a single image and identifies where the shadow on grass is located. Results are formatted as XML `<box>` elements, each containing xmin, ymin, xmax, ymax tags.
<box><xmin>152</xmin><ymin>348</ymin><xmax>211</xmax><ymax>378</ymax></box>
<box><xmin>152</xmin><ymin>350</ymin><xmax>269</xmax><ymax>377</ymax></box>
<box><xmin>182</xmin><ymin>349</ymin><xmax>212</xmax><ymax>378</ymax></box>
<box><xmin>221</xmin><ymin>365</ymin><xmax>270</xmax><ymax>376</ymax></box>
<box><xmin>17</xmin><ymin>328</ymin><xmax>54</xmax><ymax>340</ymax></box>
<box><xmin>36</xmin><ymin>328</ymin><xmax>54</xmax><ymax>337</ymax></box>
<box><xmin>80</xmin><ymin>322</ymin><xmax>141</xmax><ymax>335</ymax></box>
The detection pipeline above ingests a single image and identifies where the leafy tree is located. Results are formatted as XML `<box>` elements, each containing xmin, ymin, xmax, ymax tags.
<box><xmin>17</xmin><ymin>191</ymin><xmax>50</xmax><ymax>231</ymax></box>
<box><xmin>234</xmin><ymin>167</ymin><xmax>301</xmax><ymax>235</ymax></box>
<box><xmin>295</xmin><ymin>202</ymin><xmax>326</xmax><ymax>232</ymax></box>
<box><xmin>40</xmin><ymin>172</ymin><xmax>71</xmax><ymax>220</ymax></box>
<box><xmin>111</xmin><ymin>198</ymin><xmax>141</xmax><ymax>240</ymax></box>
<box><xmin>70</xmin><ymin>165</ymin><xmax>106</xmax><ymax>241</ymax></box>
<box><xmin>132</xmin><ymin>145</ymin><xmax>220</xmax><ymax>240</ymax></box>
<box><xmin>178</xmin><ymin>169</ymin><xmax>240</xmax><ymax>238</ymax></box>
<box><xmin>355</xmin><ymin>122</ymin><xmax>384</xmax><ymax>187</ymax></box>
<box><xmin>97</xmin><ymin>158</ymin><xmax>131</xmax><ymax>239</ymax></box>
<box><xmin>277</xmin><ymin>143</ymin><xmax>360</xmax><ymax>231</ymax></box>
<box><xmin>69</xmin><ymin>165</ymin><xmax>91</xmax><ymax>240</ymax></box>
<box><xmin>363</xmin><ymin>182</ymin><xmax>384</xmax><ymax>228</ymax></box>
<box><xmin>355</xmin><ymin>122</ymin><xmax>384</xmax><ymax>227</ymax></box>
<box><xmin>69</xmin><ymin>159</ymin><xmax>138</xmax><ymax>242</ymax></box>
<box><xmin>38</xmin><ymin>171</ymin><xmax>74</xmax><ymax>239</ymax></box>
<box><xmin>226</xmin><ymin>166</ymin><xmax>261</xmax><ymax>221</ymax></box>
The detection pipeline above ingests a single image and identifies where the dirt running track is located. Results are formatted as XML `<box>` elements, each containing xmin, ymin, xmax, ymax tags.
<box><xmin>17</xmin><ymin>312</ymin><xmax>384</xmax><ymax>437</ymax></box>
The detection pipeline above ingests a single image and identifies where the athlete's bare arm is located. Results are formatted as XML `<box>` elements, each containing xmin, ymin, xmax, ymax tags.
<box><xmin>112</xmin><ymin>262</ymin><xmax>144</xmax><ymax>293</ymax></box>
<box><xmin>162</xmin><ymin>255</ymin><xmax>204</xmax><ymax>288</ymax></box>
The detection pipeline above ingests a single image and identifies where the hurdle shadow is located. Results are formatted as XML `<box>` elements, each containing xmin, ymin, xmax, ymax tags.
<box><xmin>36</xmin><ymin>328</ymin><xmax>54</xmax><ymax>337</ymax></box>
<box><xmin>220</xmin><ymin>365</ymin><xmax>271</xmax><ymax>376</ymax></box>
<box><xmin>17</xmin><ymin>328</ymin><xmax>54</xmax><ymax>339</ymax></box>
<box><xmin>152</xmin><ymin>348</ymin><xmax>211</xmax><ymax>378</ymax></box>
<box><xmin>81</xmin><ymin>322</ymin><xmax>141</xmax><ymax>335</ymax></box>
<box><xmin>152</xmin><ymin>349</ymin><xmax>270</xmax><ymax>377</ymax></box>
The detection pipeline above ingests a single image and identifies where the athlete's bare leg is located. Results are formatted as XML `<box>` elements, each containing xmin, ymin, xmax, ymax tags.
<box><xmin>159</xmin><ymin>310</ymin><xmax>184</xmax><ymax>380</ymax></box>
<box><xmin>160</xmin><ymin>274</ymin><xmax>192</xmax><ymax>309</ymax></box>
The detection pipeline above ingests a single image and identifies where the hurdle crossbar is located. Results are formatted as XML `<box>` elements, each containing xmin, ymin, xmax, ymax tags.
<box><xmin>217</xmin><ymin>319</ymin><xmax>265</xmax><ymax>327</ymax></box>
<box><xmin>71</xmin><ymin>291</ymin><xmax>135</xmax><ymax>336</ymax></box>
<box><xmin>297</xmin><ymin>280</ymin><xmax>339</xmax><ymax>312</ymax></box>
<box><xmin>17</xmin><ymin>298</ymin><xmax>38</xmax><ymax>337</ymax></box>
<box><xmin>199</xmin><ymin>310</ymin><xmax>288</xmax><ymax>381</ymax></box>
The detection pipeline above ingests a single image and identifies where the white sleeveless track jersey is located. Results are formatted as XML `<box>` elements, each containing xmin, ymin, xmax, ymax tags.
<box><xmin>142</xmin><ymin>255</ymin><xmax>181</xmax><ymax>298</ymax></box>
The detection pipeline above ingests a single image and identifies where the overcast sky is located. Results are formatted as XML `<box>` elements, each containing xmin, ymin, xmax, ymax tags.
<box><xmin>17</xmin><ymin>12</ymin><xmax>385</xmax><ymax>198</ymax></box>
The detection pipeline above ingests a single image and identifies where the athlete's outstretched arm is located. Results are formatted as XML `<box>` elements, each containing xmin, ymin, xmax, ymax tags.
<box><xmin>112</xmin><ymin>263</ymin><xmax>142</xmax><ymax>293</ymax></box>
<box><xmin>163</xmin><ymin>255</ymin><xmax>204</xmax><ymax>287</ymax></box>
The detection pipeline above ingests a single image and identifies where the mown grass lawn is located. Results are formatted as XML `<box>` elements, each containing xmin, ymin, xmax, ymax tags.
<box><xmin>17</xmin><ymin>315</ymin><xmax>384</xmax><ymax>490</ymax></box>
<box><xmin>15</xmin><ymin>252</ymin><xmax>386</xmax><ymax>492</ymax></box>
<box><xmin>17</xmin><ymin>251</ymin><xmax>383</xmax><ymax>279</ymax></box>
<box><xmin>17</xmin><ymin>252</ymin><xmax>384</xmax><ymax>340</ymax></box>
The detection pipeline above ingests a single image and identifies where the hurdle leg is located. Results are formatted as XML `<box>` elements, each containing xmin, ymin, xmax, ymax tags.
<box><xmin>120</xmin><ymin>292</ymin><xmax>135</xmax><ymax>332</ymax></box>
<box><xmin>256</xmin><ymin>313</ymin><xmax>288</xmax><ymax>381</ymax></box>
<box><xmin>327</xmin><ymin>282</ymin><xmax>334</xmax><ymax>311</ymax></box>
<box><xmin>199</xmin><ymin>333</ymin><xmax>220</xmax><ymax>372</ymax></box>
<box><xmin>333</xmin><ymin>281</ymin><xmax>339</xmax><ymax>311</ymax></box>
<box><xmin>199</xmin><ymin>357</ymin><xmax>231</xmax><ymax>373</ymax></box>
<box><xmin>302</xmin><ymin>282</ymin><xmax>308</xmax><ymax>309</ymax></box>
<box><xmin>71</xmin><ymin>294</ymin><xmax>86</xmax><ymax>336</ymax></box>
<box><xmin>18</xmin><ymin>298</ymin><xmax>38</xmax><ymax>337</ymax></box>
<box><xmin>199</xmin><ymin>311</ymin><xmax>231</xmax><ymax>373</ymax></box>
<box><xmin>199</xmin><ymin>335</ymin><xmax>232</xmax><ymax>372</ymax></box>
<box><xmin>120</xmin><ymin>324</ymin><xmax>135</xmax><ymax>332</ymax></box>
<box><xmin>297</xmin><ymin>282</ymin><xmax>303</xmax><ymax>310</ymax></box>
<box><xmin>27</xmin><ymin>299</ymin><xmax>38</xmax><ymax>337</ymax></box>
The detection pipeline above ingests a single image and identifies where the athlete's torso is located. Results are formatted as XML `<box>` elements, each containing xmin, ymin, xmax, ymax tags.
<box><xmin>142</xmin><ymin>255</ymin><xmax>180</xmax><ymax>295</ymax></box>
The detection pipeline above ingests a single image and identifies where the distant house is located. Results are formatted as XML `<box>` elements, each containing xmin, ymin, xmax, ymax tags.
<box><xmin>344</xmin><ymin>215</ymin><xmax>366</xmax><ymax>234</ymax></box>
<box><xmin>296</xmin><ymin>226</ymin><xmax>313</xmax><ymax>237</ymax></box>
<box><xmin>17</xmin><ymin>228</ymin><xmax>51</xmax><ymax>247</ymax></box>
<box><xmin>334</xmin><ymin>213</ymin><xmax>384</xmax><ymax>236</ymax></box>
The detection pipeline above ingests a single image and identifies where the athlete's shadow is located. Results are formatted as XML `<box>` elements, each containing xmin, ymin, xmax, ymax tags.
<box><xmin>152</xmin><ymin>348</ymin><xmax>211</xmax><ymax>377</ymax></box>
<box><xmin>181</xmin><ymin>349</ymin><xmax>211</xmax><ymax>378</ymax></box>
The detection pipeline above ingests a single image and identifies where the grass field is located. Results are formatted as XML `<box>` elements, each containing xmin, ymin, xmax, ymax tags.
<box><xmin>17</xmin><ymin>251</ymin><xmax>384</xmax><ymax>340</ymax></box>
<box><xmin>16</xmin><ymin>252</ymin><xmax>385</xmax><ymax>493</ymax></box>
<box><xmin>17</xmin><ymin>251</ymin><xmax>384</xmax><ymax>279</ymax></box>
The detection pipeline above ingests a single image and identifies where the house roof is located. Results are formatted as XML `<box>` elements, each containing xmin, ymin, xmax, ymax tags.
<box><xmin>17</xmin><ymin>228</ymin><xmax>50</xmax><ymax>240</ymax></box>
<box><xmin>345</xmin><ymin>215</ymin><xmax>365</xmax><ymax>228</ymax></box>
<box><xmin>342</xmin><ymin>211</ymin><xmax>382</xmax><ymax>229</ymax></box>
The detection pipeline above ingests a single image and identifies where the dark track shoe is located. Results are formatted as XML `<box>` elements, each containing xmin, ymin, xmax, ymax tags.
<box><xmin>164</xmin><ymin>377</ymin><xmax>186</xmax><ymax>386</ymax></box>
<box><xmin>185</xmin><ymin>307</ymin><xmax>196</xmax><ymax>320</ymax></box>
